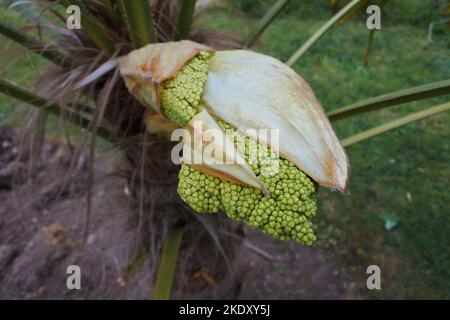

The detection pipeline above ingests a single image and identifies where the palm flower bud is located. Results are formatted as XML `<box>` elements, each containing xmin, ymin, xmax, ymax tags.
<box><xmin>120</xmin><ymin>41</ymin><xmax>348</xmax><ymax>246</ymax></box>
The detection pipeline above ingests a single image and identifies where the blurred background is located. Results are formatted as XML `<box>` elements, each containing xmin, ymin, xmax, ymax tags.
<box><xmin>0</xmin><ymin>0</ymin><xmax>449</xmax><ymax>299</ymax></box>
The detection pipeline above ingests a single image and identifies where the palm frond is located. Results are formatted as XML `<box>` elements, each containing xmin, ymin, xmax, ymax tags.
<box><xmin>328</xmin><ymin>79</ymin><xmax>450</xmax><ymax>122</ymax></box>
<box><xmin>335</xmin><ymin>0</ymin><xmax>370</xmax><ymax>25</ymax></box>
<box><xmin>0</xmin><ymin>79</ymin><xmax>113</xmax><ymax>141</ymax></box>
<box><xmin>153</xmin><ymin>227</ymin><xmax>184</xmax><ymax>300</ymax></box>
<box><xmin>342</xmin><ymin>102</ymin><xmax>450</xmax><ymax>147</ymax></box>
<box><xmin>246</xmin><ymin>0</ymin><xmax>292</xmax><ymax>47</ymax></box>
<box><xmin>118</xmin><ymin>0</ymin><xmax>155</xmax><ymax>48</ymax></box>
<box><xmin>174</xmin><ymin>0</ymin><xmax>197</xmax><ymax>41</ymax></box>
<box><xmin>61</xmin><ymin>0</ymin><xmax>115</xmax><ymax>54</ymax></box>
<box><xmin>0</xmin><ymin>21</ymin><xmax>73</xmax><ymax>68</ymax></box>
<box><xmin>363</xmin><ymin>28</ymin><xmax>376</xmax><ymax>66</ymax></box>
<box><xmin>286</xmin><ymin>0</ymin><xmax>362</xmax><ymax>66</ymax></box>
<box><xmin>8</xmin><ymin>0</ymin><xmax>61</xmax><ymax>36</ymax></box>
<box><xmin>362</xmin><ymin>0</ymin><xmax>388</xmax><ymax>66</ymax></box>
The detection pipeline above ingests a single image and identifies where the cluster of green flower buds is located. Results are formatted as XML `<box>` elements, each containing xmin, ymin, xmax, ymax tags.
<box><xmin>177</xmin><ymin>128</ymin><xmax>317</xmax><ymax>245</ymax></box>
<box><xmin>160</xmin><ymin>52</ymin><xmax>317</xmax><ymax>245</ymax></box>
<box><xmin>161</xmin><ymin>52</ymin><xmax>211</xmax><ymax>127</ymax></box>
<box><xmin>121</xmin><ymin>42</ymin><xmax>348</xmax><ymax>246</ymax></box>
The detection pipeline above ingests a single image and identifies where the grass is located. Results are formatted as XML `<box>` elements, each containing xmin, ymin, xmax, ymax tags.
<box><xmin>1</xmin><ymin>0</ymin><xmax>449</xmax><ymax>298</ymax></box>
<box><xmin>201</xmin><ymin>0</ymin><xmax>450</xmax><ymax>298</ymax></box>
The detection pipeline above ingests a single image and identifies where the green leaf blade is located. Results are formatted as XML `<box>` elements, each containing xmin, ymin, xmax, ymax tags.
<box><xmin>341</xmin><ymin>102</ymin><xmax>450</xmax><ymax>147</ymax></box>
<box><xmin>153</xmin><ymin>227</ymin><xmax>184</xmax><ymax>300</ymax></box>
<box><xmin>174</xmin><ymin>0</ymin><xmax>197</xmax><ymax>41</ymax></box>
<box><xmin>286</xmin><ymin>0</ymin><xmax>363</xmax><ymax>66</ymax></box>
<box><xmin>246</xmin><ymin>0</ymin><xmax>292</xmax><ymax>48</ymax></box>
<box><xmin>0</xmin><ymin>79</ymin><xmax>113</xmax><ymax>141</ymax></box>
<box><xmin>61</xmin><ymin>0</ymin><xmax>115</xmax><ymax>54</ymax></box>
<box><xmin>0</xmin><ymin>22</ymin><xmax>73</xmax><ymax>68</ymax></box>
<box><xmin>328</xmin><ymin>79</ymin><xmax>450</xmax><ymax>122</ymax></box>
<box><xmin>118</xmin><ymin>0</ymin><xmax>155</xmax><ymax>48</ymax></box>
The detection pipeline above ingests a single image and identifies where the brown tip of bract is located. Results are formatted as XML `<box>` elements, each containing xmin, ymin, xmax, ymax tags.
<box><xmin>143</xmin><ymin>109</ymin><xmax>179</xmax><ymax>134</ymax></box>
<box><xmin>119</xmin><ymin>41</ymin><xmax>213</xmax><ymax>112</ymax></box>
<box><xmin>120</xmin><ymin>40</ymin><xmax>213</xmax><ymax>81</ymax></box>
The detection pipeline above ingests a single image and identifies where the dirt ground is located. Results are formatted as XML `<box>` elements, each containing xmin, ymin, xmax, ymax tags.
<box><xmin>0</xmin><ymin>126</ymin><xmax>359</xmax><ymax>299</ymax></box>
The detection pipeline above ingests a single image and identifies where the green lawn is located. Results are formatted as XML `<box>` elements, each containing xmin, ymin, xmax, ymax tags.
<box><xmin>1</xmin><ymin>0</ymin><xmax>449</xmax><ymax>298</ymax></box>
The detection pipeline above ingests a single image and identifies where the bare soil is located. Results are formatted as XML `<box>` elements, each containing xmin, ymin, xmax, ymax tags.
<box><xmin>0</xmin><ymin>126</ymin><xmax>357</xmax><ymax>299</ymax></box>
